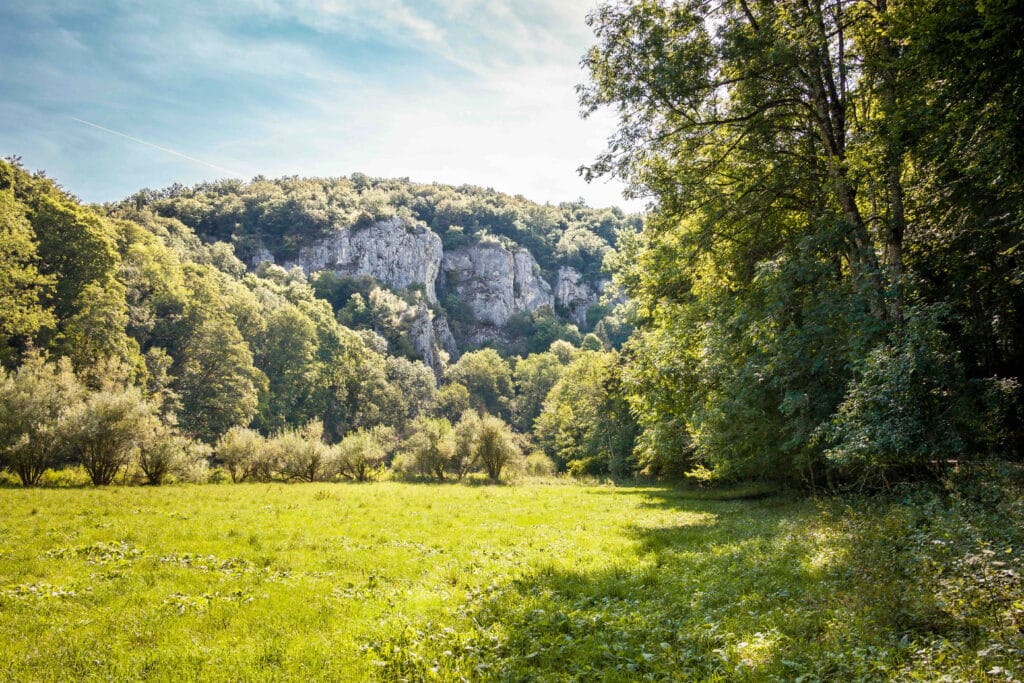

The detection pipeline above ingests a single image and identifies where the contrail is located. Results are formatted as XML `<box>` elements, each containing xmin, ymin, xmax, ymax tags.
<box><xmin>72</xmin><ymin>117</ymin><xmax>245</xmax><ymax>178</ymax></box>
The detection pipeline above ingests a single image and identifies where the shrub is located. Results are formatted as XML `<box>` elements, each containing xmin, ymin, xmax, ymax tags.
<box><xmin>401</xmin><ymin>418</ymin><xmax>455</xmax><ymax>481</ymax></box>
<box><xmin>57</xmin><ymin>385</ymin><xmax>160</xmax><ymax>486</ymax></box>
<box><xmin>215</xmin><ymin>426</ymin><xmax>267</xmax><ymax>482</ymax></box>
<box><xmin>336</xmin><ymin>428</ymin><xmax>389</xmax><ymax>482</ymax></box>
<box><xmin>524</xmin><ymin>450</ymin><xmax>557</xmax><ymax>477</ymax></box>
<box><xmin>137</xmin><ymin>423</ymin><xmax>193</xmax><ymax>485</ymax></box>
<box><xmin>448</xmin><ymin>410</ymin><xmax>481</xmax><ymax>479</ymax></box>
<box><xmin>476</xmin><ymin>415</ymin><xmax>521</xmax><ymax>482</ymax></box>
<box><xmin>274</xmin><ymin>419</ymin><xmax>334</xmax><ymax>482</ymax></box>
<box><xmin>176</xmin><ymin>442</ymin><xmax>214</xmax><ymax>483</ymax></box>
<box><xmin>0</xmin><ymin>353</ymin><xmax>83</xmax><ymax>486</ymax></box>
<box><xmin>37</xmin><ymin>466</ymin><xmax>91</xmax><ymax>488</ymax></box>
<box><xmin>821</xmin><ymin>306</ymin><xmax>986</xmax><ymax>488</ymax></box>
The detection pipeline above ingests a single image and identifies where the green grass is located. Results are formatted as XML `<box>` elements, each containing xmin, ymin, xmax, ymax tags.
<box><xmin>1</xmin><ymin>481</ymin><xmax>1021</xmax><ymax>681</ymax></box>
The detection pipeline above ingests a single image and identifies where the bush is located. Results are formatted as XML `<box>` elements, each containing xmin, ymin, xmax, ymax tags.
<box><xmin>0</xmin><ymin>353</ymin><xmax>83</xmax><ymax>486</ymax></box>
<box><xmin>336</xmin><ymin>427</ymin><xmax>390</xmax><ymax>482</ymax></box>
<box><xmin>216</xmin><ymin>426</ymin><xmax>268</xmax><ymax>482</ymax></box>
<box><xmin>176</xmin><ymin>442</ymin><xmax>214</xmax><ymax>483</ymax></box>
<box><xmin>37</xmin><ymin>466</ymin><xmax>91</xmax><ymax>488</ymax></box>
<box><xmin>449</xmin><ymin>410</ymin><xmax>481</xmax><ymax>479</ymax></box>
<box><xmin>821</xmin><ymin>306</ymin><xmax>987</xmax><ymax>488</ymax></box>
<box><xmin>401</xmin><ymin>418</ymin><xmax>455</xmax><ymax>481</ymax></box>
<box><xmin>524</xmin><ymin>450</ymin><xmax>556</xmax><ymax>477</ymax></box>
<box><xmin>476</xmin><ymin>415</ymin><xmax>522</xmax><ymax>482</ymax></box>
<box><xmin>57</xmin><ymin>385</ymin><xmax>161</xmax><ymax>486</ymax></box>
<box><xmin>274</xmin><ymin>419</ymin><xmax>334</xmax><ymax>482</ymax></box>
<box><xmin>137</xmin><ymin>423</ymin><xmax>193</xmax><ymax>485</ymax></box>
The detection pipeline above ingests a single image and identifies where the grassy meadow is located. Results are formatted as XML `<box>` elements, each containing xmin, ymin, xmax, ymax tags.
<box><xmin>1</xmin><ymin>480</ymin><xmax>1021</xmax><ymax>681</ymax></box>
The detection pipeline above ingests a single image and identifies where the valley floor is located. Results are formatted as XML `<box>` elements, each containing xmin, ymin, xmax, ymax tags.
<box><xmin>0</xmin><ymin>481</ymin><xmax>1021</xmax><ymax>681</ymax></box>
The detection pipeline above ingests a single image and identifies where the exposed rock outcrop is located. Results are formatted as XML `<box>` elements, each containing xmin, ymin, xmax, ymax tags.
<box><xmin>440</xmin><ymin>240</ymin><xmax>553</xmax><ymax>327</ymax></box>
<box><xmin>432</xmin><ymin>313</ymin><xmax>459</xmax><ymax>361</ymax></box>
<box><xmin>407</xmin><ymin>301</ymin><xmax>443</xmax><ymax>378</ymax></box>
<box><xmin>555</xmin><ymin>266</ymin><xmax>598</xmax><ymax>328</ymax></box>
<box><xmin>271</xmin><ymin>218</ymin><xmax>444</xmax><ymax>303</ymax></box>
<box><xmin>246</xmin><ymin>224</ymin><xmax>620</xmax><ymax>367</ymax></box>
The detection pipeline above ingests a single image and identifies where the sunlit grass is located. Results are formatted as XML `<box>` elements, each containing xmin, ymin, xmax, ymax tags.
<box><xmin>1</xmin><ymin>481</ymin><xmax>1020</xmax><ymax>681</ymax></box>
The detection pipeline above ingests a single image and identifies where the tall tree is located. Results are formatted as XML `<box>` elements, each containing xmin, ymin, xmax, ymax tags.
<box><xmin>0</xmin><ymin>189</ymin><xmax>54</xmax><ymax>364</ymax></box>
<box><xmin>176</xmin><ymin>311</ymin><xmax>264</xmax><ymax>443</ymax></box>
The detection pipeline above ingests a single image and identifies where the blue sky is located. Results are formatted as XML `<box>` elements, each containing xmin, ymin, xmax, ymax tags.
<box><xmin>0</xmin><ymin>1</ymin><xmax>642</xmax><ymax>211</ymax></box>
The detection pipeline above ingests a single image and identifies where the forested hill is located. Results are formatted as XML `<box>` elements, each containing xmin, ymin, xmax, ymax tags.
<box><xmin>1</xmin><ymin>157</ymin><xmax>639</xmax><ymax>480</ymax></box>
<box><xmin>123</xmin><ymin>176</ymin><xmax>640</xmax><ymax>363</ymax></box>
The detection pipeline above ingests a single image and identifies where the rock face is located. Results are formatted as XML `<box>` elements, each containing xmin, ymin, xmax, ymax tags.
<box><xmin>276</xmin><ymin>218</ymin><xmax>444</xmax><ymax>303</ymax></box>
<box><xmin>247</xmin><ymin>224</ymin><xmax>618</xmax><ymax>366</ymax></box>
<box><xmin>555</xmin><ymin>266</ymin><xmax>599</xmax><ymax>328</ymax></box>
<box><xmin>407</xmin><ymin>301</ymin><xmax>443</xmax><ymax>378</ymax></box>
<box><xmin>432</xmin><ymin>313</ymin><xmax>459</xmax><ymax>361</ymax></box>
<box><xmin>440</xmin><ymin>240</ymin><xmax>553</xmax><ymax>327</ymax></box>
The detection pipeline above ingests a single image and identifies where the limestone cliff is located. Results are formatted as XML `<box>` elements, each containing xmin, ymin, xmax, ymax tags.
<box><xmin>252</xmin><ymin>217</ymin><xmax>444</xmax><ymax>303</ymax></box>
<box><xmin>439</xmin><ymin>240</ymin><xmax>553</xmax><ymax>327</ymax></box>
<box><xmin>555</xmin><ymin>266</ymin><xmax>598</xmax><ymax>328</ymax></box>
<box><xmin>250</xmin><ymin>222</ymin><xmax>614</xmax><ymax>364</ymax></box>
<box><xmin>407</xmin><ymin>301</ymin><xmax>443</xmax><ymax>378</ymax></box>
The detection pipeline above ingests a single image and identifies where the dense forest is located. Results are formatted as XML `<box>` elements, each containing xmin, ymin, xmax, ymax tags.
<box><xmin>583</xmin><ymin>0</ymin><xmax>1023</xmax><ymax>487</ymax></box>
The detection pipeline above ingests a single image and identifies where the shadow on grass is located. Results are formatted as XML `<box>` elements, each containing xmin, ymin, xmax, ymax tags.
<box><xmin>369</xmin><ymin>485</ymin><xmax>1020</xmax><ymax>681</ymax></box>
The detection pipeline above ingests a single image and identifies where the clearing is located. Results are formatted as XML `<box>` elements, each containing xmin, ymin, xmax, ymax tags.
<box><xmin>0</xmin><ymin>482</ymin><xmax>1020</xmax><ymax>681</ymax></box>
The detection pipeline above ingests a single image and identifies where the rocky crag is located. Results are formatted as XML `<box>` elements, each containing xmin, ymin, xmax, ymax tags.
<box><xmin>250</xmin><ymin>218</ymin><xmax>609</xmax><ymax>369</ymax></box>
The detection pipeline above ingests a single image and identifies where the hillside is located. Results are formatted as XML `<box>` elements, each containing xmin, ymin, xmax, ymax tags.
<box><xmin>122</xmin><ymin>176</ymin><xmax>640</xmax><ymax>368</ymax></box>
<box><xmin>1</xmin><ymin>157</ymin><xmax>640</xmax><ymax>480</ymax></box>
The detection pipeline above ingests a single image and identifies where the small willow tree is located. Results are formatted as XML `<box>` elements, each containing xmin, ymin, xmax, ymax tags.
<box><xmin>274</xmin><ymin>419</ymin><xmax>333</xmax><ymax>483</ymax></box>
<box><xmin>476</xmin><ymin>415</ymin><xmax>521</xmax><ymax>482</ymax></box>
<box><xmin>402</xmin><ymin>417</ymin><xmax>455</xmax><ymax>482</ymax></box>
<box><xmin>0</xmin><ymin>352</ymin><xmax>83</xmax><ymax>486</ymax></box>
<box><xmin>58</xmin><ymin>385</ymin><xmax>159</xmax><ymax>486</ymax></box>
<box><xmin>336</xmin><ymin>426</ymin><xmax>391</xmax><ymax>482</ymax></box>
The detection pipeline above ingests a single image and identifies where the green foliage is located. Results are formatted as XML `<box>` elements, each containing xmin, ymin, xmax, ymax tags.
<box><xmin>475</xmin><ymin>415</ymin><xmax>521</xmax><ymax>481</ymax></box>
<box><xmin>821</xmin><ymin>307</ymin><xmax>1012</xmax><ymax>488</ymax></box>
<box><xmin>506</xmin><ymin>305</ymin><xmax>582</xmax><ymax>355</ymax></box>
<box><xmin>214</xmin><ymin>426</ymin><xmax>268</xmax><ymax>483</ymax></box>
<box><xmin>175</xmin><ymin>311</ymin><xmax>264</xmax><ymax>444</ymax></box>
<box><xmin>381</xmin><ymin>356</ymin><xmax>437</xmax><ymax>434</ymax></box>
<box><xmin>271</xmin><ymin>420</ymin><xmax>333</xmax><ymax>483</ymax></box>
<box><xmin>56</xmin><ymin>280</ymin><xmax>145</xmax><ymax>387</ymax></box>
<box><xmin>449</xmin><ymin>409</ymin><xmax>482</xmax><ymax>480</ymax></box>
<box><xmin>433</xmin><ymin>382</ymin><xmax>470</xmax><ymax>422</ymax></box>
<box><xmin>510</xmin><ymin>351</ymin><xmax>565</xmax><ymax>432</ymax></box>
<box><xmin>56</xmin><ymin>385</ymin><xmax>161</xmax><ymax>486</ymax></box>
<box><xmin>523</xmin><ymin>450</ymin><xmax>557</xmax><ymax>477</ymax></box>
<box><xmin>583</xmin><ymin>0</ymin><xmax>1024</xmax><ymax>484</ymax></box>
<box><xmin>137</xmin><ymin>426</ymin><xmax>192</xmax><ymax>486</ymax></box>
<box><xmin>0</xmin><ymin>188</ymin><xmax>54</xmax><ymax>364</ymax></box>
<box><xmin>444</xmin><ymin>349</ymin><xmax>513</xmax><ymax>420</ymax></box>
<box><xmin>399</xmin><ymin>417</ymin><xmax>455</xmax><ymax>481</ymax></box>
<box><xmin>337</xmin><ymin>285</ymin><xmax>421</xmax><ymax>360</ymax></box>
<box><xmin>535</xmin><ymin>350</ymin><xmax>636</xmax><ymax>477</ymax></box>
<box><xmin>0</xmin><ymin>352</ymin><xmax>82</xmax><ymax>486</ymax></box>
<box><xmin>579</xmin><ymin>332</ymin><xmax>603</xmax><ymax>351</ymax></box>
<box><xmin>253</xmin><ymin>304</ymin><xmax>319</xmax><ymax>433</ymax></box>
<box><xmin>335</xmin><ymin>426</ymin><xmax>392</xmax><ymax>482</ymax></box>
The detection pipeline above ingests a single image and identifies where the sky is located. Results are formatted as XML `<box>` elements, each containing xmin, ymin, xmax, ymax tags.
<box><xmin>0</xmin><ymin>1</ymin><xmax>644</xmax><ymax>211</ymax></box>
